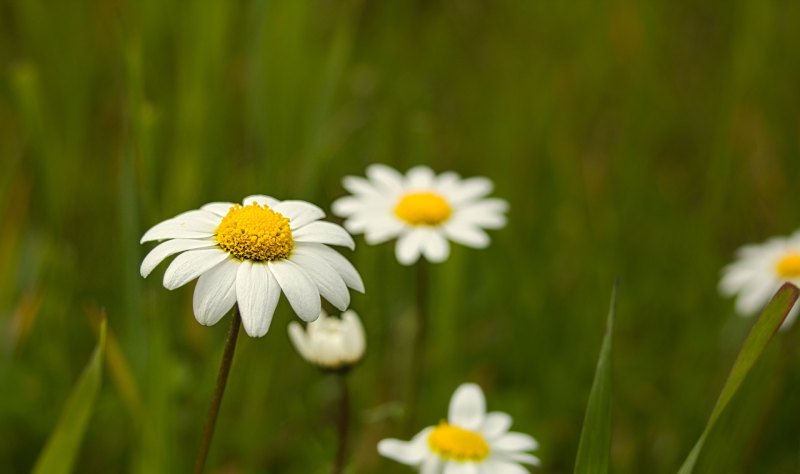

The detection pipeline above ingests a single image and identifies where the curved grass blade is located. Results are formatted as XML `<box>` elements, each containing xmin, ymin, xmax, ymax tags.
<box><xmin>574</xmin><ymin>284</ymin><xmax>617</xmax><ymax>474</ymax></box>
<box><xmin>32</xmin><ymin>317</ymin><xmax>107</xmax><ymax>474</ymax></box>
<box><xmin>678</xmin><ymin>282</ymin><xmax>799</xmax><ymax>474</ymax></box>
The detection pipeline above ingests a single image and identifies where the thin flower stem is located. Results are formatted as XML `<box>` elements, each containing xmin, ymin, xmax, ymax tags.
<box><xmin>407</xmin><ymin>260</ymin><xmax>429</xmax><ymax>431</ymax></box>
<box><xmin>193</xmin><ymin>307</ymin><xmax>242</xmax><ymax>474</ymax></box>
<box><xmin>332</xmin><ymin>372</ymin><xmax>351</xmax><ymax>474</ymax></box>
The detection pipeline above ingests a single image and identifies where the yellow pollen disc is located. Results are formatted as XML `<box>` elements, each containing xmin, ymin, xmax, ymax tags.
<box><xmin>427</xmin><ymin>421</ymin><xmax>490</xmax><ymax>462</ymax></box>
<box><xmin>215</xmin><ymin>204</ymin><xmax>293</xmax><ymax>261</ymax></box>
<box><xmin>394</xmin><ymin>192</ymin><xmax>452</xmax><ymax>226</ymax></box>
<box><xmin>776</xmin><ymin>252</ymin><xmax>800</xmax><ymax>278</ymax></box>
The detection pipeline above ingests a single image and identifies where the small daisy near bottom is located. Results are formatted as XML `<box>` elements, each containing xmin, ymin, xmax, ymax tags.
<box><xmin>719</xmin><ymin>230</ymin><xmax>800</xmax><ymax>328</ymax></box>
<box><xmin>332</xmin><ymin>164</ymin><xmax>509</xmax><ymax>265</ymax></box>
<box><xmin>378</xmin><ymin>383</ymin><xmax>540</xmax><ymax>473</ymax></box>
<box><xmin>140</xmin><ymin>195</ymin><xmax>364</xmax><ymax>337</ymax></box>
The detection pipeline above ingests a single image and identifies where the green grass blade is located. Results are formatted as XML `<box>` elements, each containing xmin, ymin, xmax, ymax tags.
<box><xmin>678</xmin><ymin>282</ymin><xmax>799</xmax><ymax>474</ymax></box>
<box><xmin>574</xmin><ymin>284</ymin><xmax>617</xmax><ymax>474</ymax></box>
<box><xmin>32</xmin><ymin>318</ymin><xmax>107</xmax><ymax>474</ymax></box>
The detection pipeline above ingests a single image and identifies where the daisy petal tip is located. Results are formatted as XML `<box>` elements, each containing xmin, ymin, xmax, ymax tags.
<box><xmin>376</xmin><ymin>439</ymin><xmax>405</xmax><ymax>459</ymax></box>
<box><xmin>245</xmin><ymin>324</ymin><xmax>270</xmax><ymax>338</ymax></box>
<box><xmin>139</xmin><ymin>230</ymin><xmax>159</xmax><ymax>244</ymax></box>
<box><xmin>139</xmin><ymin>264</ymin><xmax>152</xmax><ymax>279</ymax></box>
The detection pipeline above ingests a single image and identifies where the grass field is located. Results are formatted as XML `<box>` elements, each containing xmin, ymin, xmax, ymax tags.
<box><xmin>2</xmin><ymin>0</ymin><xmax>800</xmax><ymax>472</ymax></box>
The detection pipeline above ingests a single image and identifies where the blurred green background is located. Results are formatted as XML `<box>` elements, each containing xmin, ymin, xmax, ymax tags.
<box><xmin>2</xmin><ymin>0</ymin><xmax>800</xmax><ymax>472</ymax></box>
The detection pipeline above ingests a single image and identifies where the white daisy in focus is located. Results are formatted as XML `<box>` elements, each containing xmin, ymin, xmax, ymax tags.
<box><xmin>288</xmin><ymin>309</ymin><xmax>365</xmax><ymax>370</ymax></box>
<box><xmin>332</xmin><ymin>164</ymin><xmax>509</xmax><ymax>265</ymax></box>
<box><xmin>378</xmin><ymin>383</ymin><xmax>540</xmax><ymax>473</ymax></box>
<box><xmin>719</xmin><ymin>231</ymin><xmax>800</xmax><ymax>328</ymax></box>
<box><xmin>140</xmin><ymin>195</ymin><xmax>365</xmax><ymax>337</ymax></box>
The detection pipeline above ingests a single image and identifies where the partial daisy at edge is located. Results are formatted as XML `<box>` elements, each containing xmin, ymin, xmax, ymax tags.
<box><xmin>378</xmin><ymin>383</ymin><xmax>540</xmax><ymax>473</ymax></box>
<box><xmin>719</xmin><ymin>230</ymin><xmax>800</xmax><ymax>329</ymax></box>
<box><xmin>139</xmin><ymin>195</ymin><xmax>365</xmax><ymax>337</ymax></box>
<box><xmin>332</xmin><ymin>164</ymin><xmax>509</xmax><ymax>265</ymax></box>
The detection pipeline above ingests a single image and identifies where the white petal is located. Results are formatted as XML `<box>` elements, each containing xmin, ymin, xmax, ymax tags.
<box><xmin>331</xmin><ymin>196</ymin><xmax>369</xmax><ymax>217</ymax></box>
<box><xmin>243</xmin><ymin>194</ymin><xmax>279</xmax><ymax>207</ymax></box>
<box><xmin>201</xmin><ymin>202</ymin><xmax>235</xmax><ymax>217</ymax></box>
<box><xmin>163</xmin><ymin>248</ymin><xmax>229</xmax><ymax>290</ymax></box>
<box><xmin>455</xmin><ymin>199</ymin><xmax>509</xmax><ymax>229</ymax></box>
<box><xmin>481</xmin><ymin>412</ymin><xmax>513</xmax><ymax>439</ymax></box>
<box><xmin>268</xmin><ymin>259</ymin><xmax>321</xmax><ymax>321</ymax></box>
<box><xmin>448</xmin><ymin>383</ymin><xmax>486</xmax><ymax>431</ymax></box>
<box><xmin>395</xmin><ymin>229</ymin><xmax>427</xmax><ymax>265</ymax></box>
<box><xmin>343</xmin><ymin>208</ymin><xmax>396</xmax><ymax>234</ymax></box>
<box><xmin>422</xmin><ymin>230</ymin><xmax>450</xmax><ymax>263</ymax></box>
<box><xmin>140</xmin><ymin>239</ymin><xmax>217</xmax><ymax>278</ymax></box>
<box><xmin>447</xmin><ymin>177</ymin><xmax>494</xmax><ymax>204</ymax></box>
<box><xmin>442</xmin><ymin>461</ymin><xmax>479</xmax><ymax>474</ymax></box>
<box><xmin>343</xmin><ymin>175</ymin><xmax>381</xmax><ymax>197</ymax></box>
<box><xmin>364</xmin><ymin>217</ymin><xmax>406</xmax><ymax>245</ymax></box>
<box><xmin>192</xmin><ymin>258</ymin><xmax>238</xmax><ymax>326</ymax></box>
<box><xmin>288</xmin><ymin>321</ymin><xmax>312</xmax><ymax>360</ymax></box>
<box><xmin>444</xmin><ymin>462</ymin><xmax>479</xmax><ymax>474</ymax></box>
<box><xmin>341</xmin><ymin>213</ymin><xmax>378</xmax><ymax>234</ymax></box>
<box><xmin>289</xmin><ymin>252</ymin><xmax>350</xmax><ymax>311</ymax></box>
<box><xmin>140</xmin><ymin>210</ymin><xmax>219</xmax><ymax>243</ymax></box>
<box><xmin>273</xmin><ymin>200</ymin><xmax>326</xmax><ymax>230</ymax></box>
<box><xmin>780</xmin><ymin>302</ymin><xmax>800</xmax><ymax>330</ymax></box>
<box><xmin>736</xmin><ymin>280</ymin><xmax>778</xmax><ymax>315</ymax></box>
<box><xmin>434</xmin><ymin>171</ymin><xmax>462</xmax><ymax>196</ymax></box>
<box><xmin>503</xmin><ymin>452</ymin><xmax>541</xmax><ymax>466</ymax></box>
<box><xmin>341</xmin><ymin>310</ymin><xmax>366</xmax><ymax>361</ymax></box>
<box><xmin>236</xmin><ymin>261</ymin><xmax>280</xmax><ymax>337</ymax></box>
<box><xmin>443</xmin><ymin>221</ymin><xmax>491</xmax><ymax>248</ymax></box>
<box><xmin>719</xmin><ymin>265</ymin><xmax>757</xmax><ymax>295</ymax></box>
<box><xmin>377</xmin><ymin>427</ymin><xmax>433</xmax><ymax>465</ymax></box>
<box><xmin>493</xmin><ymin>432</ymin><xmax>539</xmax><ymax>452</ymax></box>
<box><xmin>294</xmin><ymin>243</ymin><xmax>365</xmax><ymax>292</ymax></box>
<box><xmin>378</xmin><ymin>439</ymin><xmax>424</xmax><ymax>465</ymax></box>
<box><xmin>309</xmin><ymin>330</ymin><xmax>347</xmax><ymax>367</ymax></box>
<box><xmin>367</xmin><ymin>163</ymin><xmax>405</xmax><ymax>195</ymax></box>
<box><xmin>480</xmin><ymin>459</ymin><xmax>531</xmax><ymax>474</ymax></box>
<box><xmin>420</xmin><ymin>456</ymin><xmax>442</xmax><ymax>474</ymax></box>
<box><xmin>406</xmin><ymin>165</ymin><xmax>435</xmax><ymax>189</ymax></box>
<box><xmin>293</xmin><ymin>221</ymin><xmax>355</xmax><ymax>249</ymax></box>
<box><xmin>306</xmin><ymin>309</ymin><xmax>329</xmax><ymax>338</ymax></box>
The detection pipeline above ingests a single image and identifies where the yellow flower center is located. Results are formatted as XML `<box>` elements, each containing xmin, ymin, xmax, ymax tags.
<box><xmin>215</xmin><ymin>203</ymin><xmax>293</xmax><ymax>261</ymax></box>
<box><xmin>427</xmin><ymin>421</ymin><xmax>490</xmax><ymax>462</ymax></box>
<box><xmin>394</xmin><ymin>192</ymin><xmax>452</xmax><ymax>226</ymax></box>
<box><xmin>776</xmin><ymin>252</ymin><xmax>800</xmax><ymax>278</ymax></box>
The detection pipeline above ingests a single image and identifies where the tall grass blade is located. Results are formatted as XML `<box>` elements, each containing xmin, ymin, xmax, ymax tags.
<box><xmin>678</xmin><ymin>283</ymin><xmax>799</xmax><ymax>474</ymax></box>
<box><xmin>574</xmin><ymin>283</ymin><xmax>617</xmax><ymax>474</ymax></box>
<box><xmin>32</xmin><ymin>318</ymin><xmax>107</xmax><ymax>474</ymax></box>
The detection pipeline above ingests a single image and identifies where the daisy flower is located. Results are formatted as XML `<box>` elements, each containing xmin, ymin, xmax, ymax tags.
<box><xmin>378</xmin><ymin>383</ymin><xmax>540</xmax><ymax>473</ymax></box>
<box><xmin>332</xmin><ymin>164</ymin><xmax>509</xmax><ymax>265</ymax></box>
<box><xmin>140</xmin><ymin>195</ymin><xmax>365</xmax><ymax>337</ymax></box>
<box><xmin>719</xmin><ymin>230</ymin><xmax>800</xmax><ymax>328</ymax></box>
<box><xmin>288</xmin><ymin>309</ymin><xmax>366</xmax><ymax>370</ymax></box>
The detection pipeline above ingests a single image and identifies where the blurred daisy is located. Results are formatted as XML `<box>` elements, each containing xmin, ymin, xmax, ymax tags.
<box><xmin>140</xmin><ymin>195</ymin><xmax>364</xmax><ymax>337</ymax></box>
<box><xmin>378</xmin><ymin>383</ymin><xmax>540</xmax><ymax>473</ymax></box>
<box><xmin>720</xmin><ymin>231</ymin><xmax>800</xmax><ymax>328</ymax></box>
<box><xmin>288</xmin><ymin>309</ymin><xmax>365</xmax><ymax>370</ymax></box>
<box><xmin>332</xmin><ymin>164</ymin><xmax>508</xmax><ymax>265</ymax></box>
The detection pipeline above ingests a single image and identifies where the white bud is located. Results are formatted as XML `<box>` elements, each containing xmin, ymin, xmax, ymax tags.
<box><xmin>288</xmin><ymin>310</ymin><xmax>366</xmax><ymax>370</ymax></box>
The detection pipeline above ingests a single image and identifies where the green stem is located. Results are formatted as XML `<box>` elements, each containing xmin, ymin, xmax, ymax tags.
<box><xmin>407</xmin><ymin>260</ymin><xmax>429</xmax><ymax>431</ymax></box>
<box><xmin>193</xmin><ymin>307</ymin><xmax>241</xmax><ymax>474</ymax></box>
<box><xmin>332</xmin><ymin>372</ymin><xmax>351</xmax><ymax>474</ymax></box>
